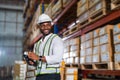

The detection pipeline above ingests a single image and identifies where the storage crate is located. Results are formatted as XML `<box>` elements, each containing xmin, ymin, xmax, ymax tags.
<box><xmin>93</xmin><ymin>54</ymin><xmax>100</xmax><ymax>63</ymax></box>
<box><xmin>85</xmin><ymin>40</ymin><xmax>93</xmax><ymax>48</ymax></box>
<box><xmin>93</xmin><ymin>37</ymin><xmax>100</xmax><ymax>46</ymax></box>
<box><xmin>63</xmin><ymin>29</ymin><xmax>70</xmax><ymax>37</ymax></box>
<box><xmin>113</xmin><ymin>34</ymin><xmax>120</xmax><ymax>44</ymax></box>
<box><xmin>93</xmin><ymin>28</ymin><xmax>100</xmax><ymax>38</ymax></box>
<box><xmin>80</xmin><ymin>42</ymin><xmax>86</xmax><ymax>49</ymax></box>
<box><xmin>99</xmin><ymin>25</ymin><xmax>113</xmax><ymax>36</ymax></box>
<box><xmin>77</xmin><ymin>3</ymin><xmax>89</xmax><ymax>17</ymax></box>
<box><xmin>93</xmin><ymin>46</ymin><xmax>100</xmax><ymax>55</ymax></box>
<box><xmin>81</xmin><ymin>35</ymin><xmax>86</xmax><ymax>43</ymax></box>
<box><xmin>114</xmin><ymin>52</ymin><xmax>120</xmax><ymax>70</ymax></box>
<box><xmin>80</xmin><ymin>57</ymin><xmax>85</xmax><ymax>64</ymax></box>
<box><xmin>85</xmin><ymin>32</ymin><xmax>93</xmax><ymax>41</ymax></box>
<box><xmin>99</xmin><ymin>34</ymin><xmax>109</xmax><ymax>45</ymax></box>
<box><xmin>88</xmin><ymin>0</ymin><xmax>100</xmax><ymax>8</ymax></box>
<box><xmin>113</xmin><ymin>23</ymin><xmax>120</xmax><ymax>34</ymax></box>
<box><xmin>111</xmin><ymin>0</ymin><xmax>120</xmax><ymax>10</ymax></box>
<box><xmin>80</xmin><ymin>49</ymin><xmax>86</xmax><ymax>57</ymax></box>
<box><xmin>85</xmin><ymin>55</ymin><xmax>92</xmax><ymax>63</ymax></box>
<box><xmin>62</xmin><ymin>0</ymin><xmax>73</xmax><ymax>8</ymax></box>
<box><xmin>100</xmin><ymin>44</ymin><xmax>113</xmax><ymax>62</ymax></box>
<box><xmin>69</xmin><ymin>37</ymin><xmax>80</xmax><ymax>45</ymax></box>
<box><xmin>89</xmin><ymin>0</ymin><xmax>111</xmax><ymax>22</ymax></box>
<box><xmin>64</xmin><ymin>46</ymin><xmax>70</xmax><ymax>53</ymax></box>
<box><xmin>63</xmin><ymin>53</ymin><xmax>70</xmax><ymax>59</ymax></box>
<box><xmin>66</xmin><ymin>67</ymin><xmax>78</xmax><ymax>74</ymax></box>
<box><xmin>114</xmin><ymin>44</ymin><xmax>120</xmax><ymax>53</ymax></box>
<box><xmin>70</xmin><ymin>44</ymin><xmax>79</xmax><ymax>51</ymax></box>
<box><xmin>69</xmin><ymin>57</ymin><xmax>75</xmax><ymax>64</ymax></box>
<box><xmin>75</xmin><ymin>57</ymin><xmax>79</xmax><ymax>64</ymax></box>
<box><xmin>70</xmin><ymin>50</ymin><xmax>79</xmax><ymax>57</ymax></box>
<box><xmin>52</xmin><ymin>0</ymin><xmax>62</xmax><ymax>18</ymax></box>
<box><xmin>45</xmin><ymin>3</ymin><xmax>52</xmax><ymax>18</ymax></box>
<box><xmin>77</xmin><ymin>0</ymin><xmax>88</xmax><ymax>7</ymax></box>
<box><xmin>69</xmin><ymin>24</ymin><xmax>79</xmax><ymax>35</ymax></box>
<box><xmin>85</xmin><ymin>48</ymin><xmax>92</xmax><ymax>56</ymax></box>
<box><xmin>78</xmin><ymin>11</ymin><xmax>90</xmax><ymax>28</ymax></box>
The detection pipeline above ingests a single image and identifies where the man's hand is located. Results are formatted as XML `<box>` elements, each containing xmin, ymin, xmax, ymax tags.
<box><xmin>28</xmin><ymin>52</ymin><xmax>39</xmax><ymax>60</ymax></box>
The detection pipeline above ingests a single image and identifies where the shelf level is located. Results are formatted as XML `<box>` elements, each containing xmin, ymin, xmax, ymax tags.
<box><xmin>63</xmin><ymin>9</ymin><xmax>120</xmax><ymax>40</ymax></box>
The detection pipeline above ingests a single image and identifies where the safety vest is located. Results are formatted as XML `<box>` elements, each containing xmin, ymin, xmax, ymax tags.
<box><xmin>34</xmin><ymin>34</ymin><xmax>60</xmax><ymax>75</ymax></box>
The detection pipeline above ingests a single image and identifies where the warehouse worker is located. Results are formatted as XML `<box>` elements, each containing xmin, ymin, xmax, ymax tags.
<box><xmin>28</xmin><ymin>13</ymin><xmax>64</xmax><ymax>80</ymax></box>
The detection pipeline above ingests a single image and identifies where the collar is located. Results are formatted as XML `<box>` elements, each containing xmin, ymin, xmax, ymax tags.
<box><xmin>40</xmin><ymin>33</ymin><xmax>53</xmax><ymax>42</ymax></box>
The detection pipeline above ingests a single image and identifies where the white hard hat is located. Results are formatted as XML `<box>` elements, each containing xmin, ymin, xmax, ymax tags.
<box><xmin>37</xmin><ymin>13</ymin><xmax>52</xmax><ymax>24</ymax></box>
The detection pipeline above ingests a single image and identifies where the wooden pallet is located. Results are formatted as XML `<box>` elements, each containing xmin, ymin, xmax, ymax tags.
<box><xmin>78</xmin><ymin>11</ymin><xmax>90</xmax><ymax>29</ymax></box>
<box><xmin>111</xmin><ymin>0</ymin><xmax>120</xmax><ymax>10</ymax></box>
<box><xmin>69</xmin><ymin>25</ymin><xmax>78</xmax><ymax>35</ymax></box>
<box><xmin>89</xmin><ymin>8</ymin><xmax>107</xmax><ymax>23</ymax></box>
<box><xmin>81</xmin><ymin>64</ymin><xmax>93</xmax><ymax>70</ymax></box>
<box><xmin>63</xmin><ymin>30</ymin><xmax>70</xmax><ymax>37</ymax></box>
<box><xmin>92</xmin><ymin>62</ymin><xmax>114</xmax><ymax>70</ymax></box>
<box><xmin>81</xmin><ymin>62</ymin><xmax>114</xmax><ymax>70</ymax></box>
<box><xmin>65</xmin><ymin>64</ymin><xmax>79</xmax><ymax>68</ymax></box>
<box><xmin>115</xmin><ymin>62</ymin><xmax>120</xmax><ymax>70</ymax></box>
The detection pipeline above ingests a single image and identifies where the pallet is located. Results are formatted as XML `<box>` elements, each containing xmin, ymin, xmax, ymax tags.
<box><xmin>111</xmin><ymin>0</ymin><xmax>120</xmax><ymax>10</ymax></box>
<box><xmin>81</xmin><ymin>62</ymin><xmax>114</xmax><ymax>70</ymax></box>
<box><xmin>115</xmin><ymin>62</ymin><xmax>120</xmax><ymax>70</ymax></box>
<box><xmin>81</xmin><ymin>64</ymin><xmax>93</xmax><ymax>70</ymax></box>
<box><xmin>69</xmin><ymin>25</ymin><xmax>78</xmax><ymax>35</ymax></box>
<box><xmin>63</xmin><ymin>30</ymin><xmax>70</xmax><ymax>37</ymax></box>
<box><xmin>65</xmin><ymin>64</ymin><xmax>79</xmax><ymax>68</ymax></box>
<box><xmin>92</xmin><ymin>62</ymin><xmax>114</xmax><ymax>70</ymax></box>
<box><xmin>89</xmin><ymin>8</ymin><xmax>107</xmax><ymax>23</ymax></box>
<box><xmin>78</xmin><ymin>11</ymin><xmax>90</xmax><ymax>29</ymax></box>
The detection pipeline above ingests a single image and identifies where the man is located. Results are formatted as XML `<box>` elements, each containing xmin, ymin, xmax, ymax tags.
<box><xmin>28</xmin><ymin>13</ymin><xmax>64</xmax><ymax>80</ymax></box>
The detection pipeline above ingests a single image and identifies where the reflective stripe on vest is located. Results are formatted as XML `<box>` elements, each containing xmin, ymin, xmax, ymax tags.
<box><xmin>36</xmin><ymin>34</ymin><xmax>60</xmax><ymax>75</ymax></box>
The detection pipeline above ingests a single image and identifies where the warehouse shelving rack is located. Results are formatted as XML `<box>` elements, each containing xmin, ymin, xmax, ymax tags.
<box><xmin>23</xmin><ymin>0</ymin><xmax>120</xmax><ymax>79</ymax></box>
